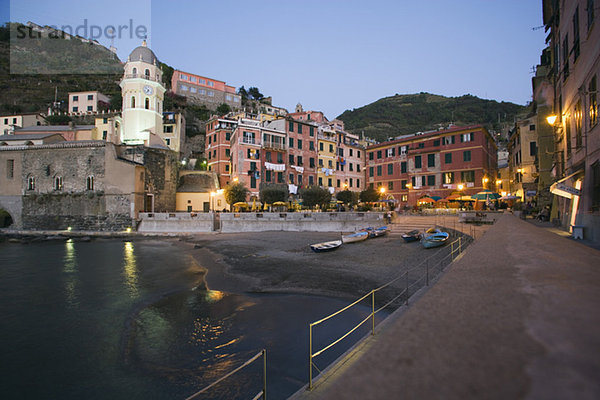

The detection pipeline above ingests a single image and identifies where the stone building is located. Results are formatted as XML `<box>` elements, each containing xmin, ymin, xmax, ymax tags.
<box><xmin>0</xmin><ymin>141</ymin><xmax>177</xmax><ymax>230</ymax></box>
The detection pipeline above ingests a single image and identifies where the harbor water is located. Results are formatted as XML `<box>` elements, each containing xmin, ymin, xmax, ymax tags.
<box><xmin>0</xmin><ymin>239</ymin><xmax>384</xmax><ymax>399</ymax></box>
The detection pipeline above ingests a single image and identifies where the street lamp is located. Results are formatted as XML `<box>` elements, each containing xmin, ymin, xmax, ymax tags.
<box><xmin>457</xmin><ymin>183</ymin><xmax>464</xmax><ymax>191</ymax></box>
<box><xmin>210</xmin><ymin>191</ymin><xmax>216</xmax><ymax>212</ymax></box>
<box><xmin>546</xmin><ymin>114</ymin><xmax>557</xmax><ymax>126</ymax></box>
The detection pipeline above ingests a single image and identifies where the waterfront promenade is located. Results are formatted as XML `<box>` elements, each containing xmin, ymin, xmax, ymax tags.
<box><xmin>291</xmin><ymin>214</ymin><xmax>600</xmax><ymax>400</ymax></box>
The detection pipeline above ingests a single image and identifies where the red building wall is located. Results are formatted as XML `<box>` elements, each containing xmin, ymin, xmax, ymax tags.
<box><xmin>366</xmin><ymin>125</ymin><xmax>498</xmax><ymax>207</ymax></box>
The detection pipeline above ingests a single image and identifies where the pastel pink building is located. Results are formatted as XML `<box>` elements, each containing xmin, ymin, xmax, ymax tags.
<box><xmin>171</xmin><ymin>69</ymin><xmax>241</xmax><ymax>110</ymax></box>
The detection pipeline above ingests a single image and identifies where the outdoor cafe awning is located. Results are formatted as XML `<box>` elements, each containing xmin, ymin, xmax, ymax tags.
<box><xmin>550</xmin><ymin>169</ymin><xmax>583</xmax><ymax>199</ymax></box>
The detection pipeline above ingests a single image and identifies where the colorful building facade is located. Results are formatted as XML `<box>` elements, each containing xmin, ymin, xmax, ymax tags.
<box><xmin>366</xmin><ymin>125</ymin><xmax>498</xmax><ymax>207</ymax></box>
<box><xmin>171</xmin><ymin>69</ymin><xmax>241</xmax><ymax>110</ymax></box>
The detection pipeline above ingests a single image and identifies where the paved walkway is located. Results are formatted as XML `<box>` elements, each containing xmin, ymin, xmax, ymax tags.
<box><xmin>291</xmin><ymin>214</ymin><xmax>600</xmax><ymax>400</ymax></box>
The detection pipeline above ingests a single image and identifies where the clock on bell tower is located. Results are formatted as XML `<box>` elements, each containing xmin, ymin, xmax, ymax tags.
<box><xmin>119</xmin><ymin>40</ymin><xmax>166</xmax><ymax>145</ymax></box>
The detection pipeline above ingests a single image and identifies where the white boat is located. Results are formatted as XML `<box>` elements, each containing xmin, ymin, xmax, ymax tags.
<box><xmin>310</xmin><ymin>240</ymin><xmax>342</xmax><ymax>253</ymax></box>
<box><xmin>342</xmin><ymin>231</ymin><xmax>369</xmax><ymax>243</ymax></box>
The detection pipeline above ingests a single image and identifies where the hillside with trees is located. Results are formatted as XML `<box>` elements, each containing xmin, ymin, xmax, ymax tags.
<box><xmin>337</xmin><ymin>92</ymin><xmax>528</xmax><ymax>142</ymax></box>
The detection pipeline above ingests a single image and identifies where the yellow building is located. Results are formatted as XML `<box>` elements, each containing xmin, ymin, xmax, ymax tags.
<box><xmin>317</xmin><ymin>127</ymin><xmax>336</xmax><ymax>191</ymax></box>
<box><xmin>175</xmin><ymin>171</ymin><xmax>226</xmax><ymax>212</ymax></box>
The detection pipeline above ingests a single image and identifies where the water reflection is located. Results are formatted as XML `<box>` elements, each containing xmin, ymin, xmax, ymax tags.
<box><xmin>63</xmin><ymin>239</ymin><xmax>79</xmax><ymax>307</ymax></box>
<box><xmin>123</xmin><ymin>241</ymin><xmax>139</xmax><ymax>297</ymax></box>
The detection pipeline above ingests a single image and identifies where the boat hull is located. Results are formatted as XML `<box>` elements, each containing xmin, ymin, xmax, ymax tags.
<box><xmin>310</xmin><ymin>240</ymin><xmax>343</xmax><ymax>253</ymax></box>
<box><xmin>401</xmin><ymin>230</ymin><xmax>421</xmax><ymax>242</ymax></box>
<box><xmin>342</xmin><ymin>231</ymin><xmax>369</xmax><ymax>243</ymax></box>
<box><xmin>421</xmin><ymin>232</ymin><xmax>449</xmax><ymax>248</ymax></box>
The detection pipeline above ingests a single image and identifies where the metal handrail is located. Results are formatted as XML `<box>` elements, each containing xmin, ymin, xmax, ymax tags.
<box><xmin>185</xmin><ymin>349</ymin><xmax>267</xmax><ymax>400</ymax></box>
<box><xmin>307</xmin><ymin>233</ymin><xmax>472</xmax><ymax>390</ymax></box>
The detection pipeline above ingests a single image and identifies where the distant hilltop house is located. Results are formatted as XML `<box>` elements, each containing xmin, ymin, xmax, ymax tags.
<box><xmin>68</xmin><ymin>91</ymin><xmax>111</xmax><ymax>114</ymax></box>
<box><xmin>171</xmin><ymin>69</ymin><xmax>242</xmax><ymax>111</ymax></box>
<box><xmin>0</xmin><ymin>113</ymin><xmax>46</xmax><ymax>135</ymax></box>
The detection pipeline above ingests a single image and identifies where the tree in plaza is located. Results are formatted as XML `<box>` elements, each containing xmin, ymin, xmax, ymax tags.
<box><xmin>300</xmin><ymin>186</ymin><xmax>331</xmax><ymax>209</ymax></box>
<box><xmin>335</xmin><ymin>189</ymin><xmax>354</xmax><ymax>205</ymax></box>
<box><xmin>260</xmin><ymin>184</ymin><xmax>288</xmax><ymax>205</ymax></box>
<box><xmin>224</xmin><ymin>182</ymin><xmax>249</xmax><ymax>206</ymax></box>
<box><xmin>360</xmin><ymin>186</ymin><xmax>380</xmax><ymax>203</ymax></box>
<box><xmin>216</xmin><ymin>103</ymin><xmax>231</xmax><ymax>115</ymax></box>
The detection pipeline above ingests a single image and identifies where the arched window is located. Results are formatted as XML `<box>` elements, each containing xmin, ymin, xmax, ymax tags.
<box><xmin>27</xmin><ymin>176</ymin><xmax>35</xmax><ymax>191</ymax></box>
<box><xmin>132</xmin><ymin>67</ymin><xmax>137</xmax><ymax>76</ymax></box>
<box><xmin>86</xmin><ymin>176</ymin><xmax>94</xmax><ymax>191</ymax></box>
<box><xmin>145</xmin><ymin>97</ymin><xmax>150</xmax><ymax>110</ymax></box>
<box><xmin>53</xmin><ymin>176</ymin><xmax>63</xmax><ymax>191</ymax></box>
<box><xmin>144</xmin><ymin>68</ymin><xmax>150</xmax><ymax>78</ymax></box>
<box><xmin>131</xmin><ymin>96</ymin><xmax>136</xmax><ymax>108</ymax></box>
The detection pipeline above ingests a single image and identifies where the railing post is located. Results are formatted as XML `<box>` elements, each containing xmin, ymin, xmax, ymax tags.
<box><xmin>309</xmin><ymin>324</ymin><xmax>313</xmax><ymax>390</ymax></box>
<box><xmin>262</xmin><ymin>349</ymin><xmax>267</xmax><ymax>400</ymax></box>
<box><xmin>371</xmin><ymin>290</ymin><xmax>375</xmax><ymax>336</ymax></box>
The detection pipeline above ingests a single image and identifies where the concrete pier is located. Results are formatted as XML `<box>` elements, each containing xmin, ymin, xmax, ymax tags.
<box><xmin>291</xmin><ymin>214</ymin><xmax>600</xmax><ymax>399</ymax></box>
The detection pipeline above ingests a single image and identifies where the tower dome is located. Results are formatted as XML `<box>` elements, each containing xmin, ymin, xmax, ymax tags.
<box><xmin>127</xmin><ymin>40</ymin><xmax>159</xmax><ymax>65</ymax></box>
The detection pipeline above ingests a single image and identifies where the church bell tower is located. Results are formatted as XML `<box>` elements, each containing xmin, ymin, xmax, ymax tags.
<box><xmin>119</xmin><ymin>40</ymin><xmax>165</xmax><ymax>145</ymax></box>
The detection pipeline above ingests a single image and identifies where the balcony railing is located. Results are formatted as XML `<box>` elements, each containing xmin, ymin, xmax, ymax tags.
<box><xmin>262</xmin><ymin>141</ymin><xmax>286</xmax><ymax>151</ymax></box>
<box><xmin>123</xmin><ymin>74</ymin><xmax>160</xmax><ymax>83</ymax></box>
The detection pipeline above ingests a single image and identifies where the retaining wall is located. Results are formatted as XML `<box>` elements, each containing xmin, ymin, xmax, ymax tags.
<box><xmin>137</xmin><ymin>212</ymin><xmax>384</xmax><ymax>233</ymax></box>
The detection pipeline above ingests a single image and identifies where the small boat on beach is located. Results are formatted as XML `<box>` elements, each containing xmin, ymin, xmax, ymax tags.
<box><xmin>342</xmin><ymin>231</ymin><xmax>369</xmax><ymax>243</ymax></box>
<box><xmin>310</xmin><ymin>240</ymin><xmax>343</xmax><ymax>253</ymax></box>
<box><xmin>401</xmin><ymin>230</ymin><xmax>421</xmax><ymax>242</ymax></box>
<box><xmin>369</xmin><ymin>226</ymin><xmax>388</xmax><ymax>238</ymax></box>
<box><xmin>421</xmin><ymin>228</ymin><xmax>449</xmax><ymax>248</ymax></box>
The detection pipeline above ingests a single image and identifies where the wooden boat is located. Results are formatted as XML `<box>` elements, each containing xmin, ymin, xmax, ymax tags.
<box><xmin>401</xmin><ymin>230</ymin><xmax>421</xmax><ymax>242</ymax></box>
<box><xmin>369</xmin><ymin>226</ymin><xmax>388</xmax><ymax>238</ymax></box>
<box><xmin>342</xmin><ymin>231</ymin><xmax>369</xmax><ymax>243</ymax></box>
<box><xmin>421</xmin><ymin>229</ymin><xmax>449</xmax><ymax>248</ymax></box>
<box><xmin>310</xmin><ymin>240</ymin><xmax>342</xmax><ymax>253</ymax></box>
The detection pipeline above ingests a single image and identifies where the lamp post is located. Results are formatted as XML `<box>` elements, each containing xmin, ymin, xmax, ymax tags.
<box><xmin>210</xmin><ymin>191</ymin><xmax>216</xmax><ymax>212</ymax></box>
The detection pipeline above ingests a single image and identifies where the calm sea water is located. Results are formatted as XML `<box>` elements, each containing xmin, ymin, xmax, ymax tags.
<box><xmin>0</xmin><ymin>239</ymin><xmax>383</xmax><ymax>400</ymax></box>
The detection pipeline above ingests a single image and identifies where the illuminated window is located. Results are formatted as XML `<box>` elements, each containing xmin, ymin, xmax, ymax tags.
<box><xmin>53</xmin><ymin>176</ymin><xmax>63</xmax><ymax>191</ymax></box>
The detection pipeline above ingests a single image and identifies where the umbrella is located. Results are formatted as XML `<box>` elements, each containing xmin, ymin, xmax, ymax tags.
<box><xmin>272</xmin><ymin>201</ymin><xmax>287</xmax><ymax>206</ymax></box>
<box><xmin>436</xmin><ymin>198</ymin><xmax>449</xmax><ymax>203</ymax></box>
<box><xmin>456</xmin><ymin>195</ymin><xmax>475</xmax><ymax>201</ymax></box>
<box><xmin>471</xmin><ymin>190</ymin><xmax>501</xmax><ymax>201</ymax></box>
<box><xmin>233</xmin><ymin>202</ymin><xmax>248</xmax><ymax>208</ymax></box>
<box><xmin>417</xmin><ymin>197</ymin><xmax>435</xmax><ymax>204</ymax></box>
<box><xmin>446</xmin><ymin>193</ymin><xmax>462</xmax><ymax>201</ymax></box>
<box><xmin>430</xmin><ymin>196</ymin><xmax>442</xmax><ymax>201</ymax></box>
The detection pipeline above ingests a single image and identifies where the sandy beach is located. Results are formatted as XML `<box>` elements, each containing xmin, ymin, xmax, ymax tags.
<box><xmin>180</xmin><ymin>218</ymin><xmax>483</xmax><ymax>307</ymax></box>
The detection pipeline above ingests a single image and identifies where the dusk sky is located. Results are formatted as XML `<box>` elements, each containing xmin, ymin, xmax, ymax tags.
<box><xmin>4</xmin><ymin>0</ymin><xmax>547</xmax><ymax>119</ymax></box>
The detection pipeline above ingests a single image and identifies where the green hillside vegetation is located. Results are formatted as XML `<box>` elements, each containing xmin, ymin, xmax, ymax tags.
<box><xmin>0</xmin><ymin>23</ymin><xmax>210</xmax><ymax>136</ymax></box>
<box><xmin>0</xmin><ymin>23</ymin><xmax>123</xmax><ymax>114</ymax></box>
<box><xmin>337</xmin><ymin>92</ymin><xmax>527</xmax><ymax>142</ymax></box>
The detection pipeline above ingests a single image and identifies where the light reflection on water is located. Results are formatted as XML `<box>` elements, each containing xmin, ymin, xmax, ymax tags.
<box><xmin>123</xmin><ymin>241</ymin><xmax>139</xmax><ymax>297</ymax></box>
<box><xmin>63</xmin><ymin>239</ymin><xmax>79</xmax><ymax>307</ymax></box>
<box><xmin>0</xmin><ymin>239</ymin><xmax>385</xmax><ymax>400</ymax></box>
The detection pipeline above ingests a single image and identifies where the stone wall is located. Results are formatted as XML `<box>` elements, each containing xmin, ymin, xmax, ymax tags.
<box><xmin>138</xmin><ymin>212</ymin><xmax>384</xmax><ymax>233</ymax></box>
<box><xmin>21</xmin><ymin>191</ymin><xmax>133</xmax><ymax>231</ymax></box>
<box><xmin>144</xmin><ymin>148</ymin><xmax>178</xmax><ymax>212</ymax></box>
